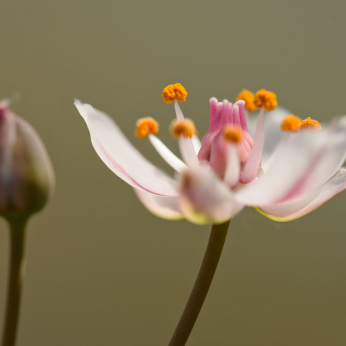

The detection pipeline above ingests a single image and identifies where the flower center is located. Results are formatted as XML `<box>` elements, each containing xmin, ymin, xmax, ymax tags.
<box><xmin>170</xmin><ymin>119</ymin><xmax>197</xmax><ymax>138</ymax></box>
<box><xmin>162</xmin><ymin>83</ymin><xmax>187</xmax><ymax>104</ymax></box>
<box><xmin>135</xmin><ymin>117</ymin><xmax>159</xmax><ymax>138</ymax></box>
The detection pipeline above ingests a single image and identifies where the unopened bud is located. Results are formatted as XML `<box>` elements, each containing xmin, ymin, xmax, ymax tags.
<box><xmin>0</xmin><ymin>103</ymin><xmax>55</xmax><ymax>220</ymax></box>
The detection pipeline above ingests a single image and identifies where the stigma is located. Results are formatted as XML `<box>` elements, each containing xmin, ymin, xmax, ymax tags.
<box><xmin>254</xmin><ymin>89</ymin><xmax>277</xmax><ymax>111</ymax></box>
<box><xmin>297</xmin><ymin>117</ymin><xmax>322</xmax><ymax>131</ymax></box>
<box><xmin>235</xmin><ymin>89</ymin><xmax>256</xmax><ymax>111</ymax></box>
<box><xmin>135</xmin><ymin>117</ymin><xmax>159</xmax><ymax>138</ymax></box>
<box><xmin>170</xmin><ymin>119</ymin><xmax>197</xmax><ymax>138</ymax></box>
<box><xmin>281</xmin><ymin>115</ymin><xmax>302</xmax><ymax>132</ymax></box>
<box><xmin>223</xmin><ymin>124</ymin><xmax>243</xmax><ymax>143</ymax></box>
<box><xmin>162</xmin><ymin>83</ymin><xmax>187</xmax><ymax>104</ymax></box>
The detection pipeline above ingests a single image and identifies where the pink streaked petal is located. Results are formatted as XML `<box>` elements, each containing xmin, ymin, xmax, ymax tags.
<box><xmin>256</xmin><ymin>168</ymin><xmax>346</xmax><ymax>222</ymax></box>
<box><xmin>75</xmin><ymin>101</ymin><xmax>178</xmax><ymax>196</ymax></box>
<box><xmin>235</xmin><ymin>121</ymin><xmax>346</xmax><ymax>206</ymax></box>
<box><xmin>278</xmin><ymin>118</ymin><xmax>346</xmax><ymax>202</ymax></box>
<box><xmin>178</xmin><ymin>166</ymin><xmax>244</xmax><ymax>225</ymax></box>
<box><xmin>240</xmin><ymin>108</ymin><xmax>265</xmax><ymax>183</ymax></box>
<box><xmin>134</xmin><ymin>188</ymin><xmax>183</xmax><ymax>220</ymax></box>
<box><xmin>148</xmin><ymin>134</ymin><xmax>187</xmax><ymax>173</ymax></box>
<box><xmin>224</xmin><ymin>145</ymin><xmax>240</xmax><ymax>188</ymax></box>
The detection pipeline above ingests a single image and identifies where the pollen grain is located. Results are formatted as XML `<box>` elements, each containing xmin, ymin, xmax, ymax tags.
<box><xmin>170</xmin><ymin>119</ymin><xmax>197</xmax><ymax>138</ymax></box>
<box><xmin>162</xmin><ymin>83</ymin><xmax>187</xmax><ymax>104</ymax></box>
<box><xmin>235</xmin><ymin>89</ymin><xmax>256</xmax><ymax>111</ymax></box>
<box><xmin>135</xmin><ymin>117</ymin><xmax>159</xmax><ymax>138</ymax></box>
<box><xmin>254</xmin><ymin>89</ymin><xmax>278</xmax><ymax>111</ymax></box>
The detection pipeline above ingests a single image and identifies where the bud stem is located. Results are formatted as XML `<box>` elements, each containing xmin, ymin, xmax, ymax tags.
<box><xmin>2</xmin><ymin>218</ymin><xmax>28</xmax><ymax>346</ymax></box>
<box><xmin>168</xmin><ymin>220</ymin><xmax>230</xmax><ymax>346</ymax></box>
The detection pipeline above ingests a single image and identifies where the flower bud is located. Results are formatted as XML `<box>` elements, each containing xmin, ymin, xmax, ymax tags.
<box><xmin>0</xmin><ymin>102</ymin><xmax>55</xmax><ymax>220</ymax></box>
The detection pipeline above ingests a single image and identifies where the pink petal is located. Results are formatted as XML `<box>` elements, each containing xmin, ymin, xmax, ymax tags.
<box><xmin>134</xmin><ymin>188</ymin><xmax>183</xmax><ymax>220</ymax></box>
<box><xmin>256</xmin><ymin>168</ymin><xmax>346</xmax><ymax>221</ymax></box>
<box><xmin>224</xmin><ymin>145</ymin><xmax>240</xmax><ymax>188</ymax></box>
<box><xmin>75</xmin><ymin>101</ymin><xmax>178</xmax><ymax>196</ymax></box>
<box><xmin>198</xmin><ymin>101</ymin><xmax>223</xmax><ymax>161</ymax></box>
<box><xmin>178</xmin><ymin>166</ymin><xmax>244</xmax><ymax>224</ymax></box>
<box><xmin>234</xmin><ymin>100</ymin><xmax>253</xmax><ymax>146</ymax></box>
<box><xmin>240</xmin><ymin>108</ymin><xmax>265</xmax><ymax>183</ymax></box>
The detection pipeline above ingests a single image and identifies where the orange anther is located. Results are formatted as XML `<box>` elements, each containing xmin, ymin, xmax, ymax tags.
<box><xmin>223</xmin><ymin>124</ymin><xmax>243</xmax><ymax>143</ymax></box>
<box><xmin>235</xmin><ymin>89</ymin><xmax>256</xmax><ymax>112</ymax></box>
<box><xmin>162</xmin><ymin>83</ymin><xmax>187</xmax><ymax>104</ymax></box>
<box><xmin>297</xmin><ymin>117</ymin><xmax>322</xmax><ymax>131</ymax></box>
<box><xmin>170</xmin><ymin>119</ymin><xmax>197</xmax><ymax>138</ymax></box>
<box><xmin>135</xmin><ymin>117</ymin><xmax>159</xmax><ymax>138</ymax></box>
<box><xmin>281</xmin><ymin>115</ymin><xmax>302</xmax><ymax>132</ymax></box>
<box><xmin>254</xmin><ymin>89</ymin><xmax>278</xmax><ymax>111</ymax></box>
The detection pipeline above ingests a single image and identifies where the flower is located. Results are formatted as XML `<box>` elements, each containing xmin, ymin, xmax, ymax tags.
<box><xmin>0</xmin><ymin>101</ymin><xmax>55</xmax><ymax>220</ymax></box>
<box><xmin>75</xmin><ymin>85</ymin><xmax>346</xmax><ymax>224</ymax></box>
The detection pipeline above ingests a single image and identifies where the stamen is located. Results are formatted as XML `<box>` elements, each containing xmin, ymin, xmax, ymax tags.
<box><xmin>235</xmin><ymin>89</ymin><xmax>256</xmax><ymax>111</ymax></box>
<box><xmin>223</xmin><ymin>124</ymin><xmax>243</xmax><ymax>143</ymax></box>
<box><xmin>170</xmin><ymin>119</ymin><xmax>197</xmax><ymax>138</ymax></box>
<box><xmin>281</xmin><ymin>115</ymin><xmax>302</xmax><ymax>132</ymax></box>
<box><xmin>135</xmin><ymin>117</ymin><xmax>159</xmax><ymax>138</ymax></box>
<box><xmin>297</xmin><ymin>117</ymin><xmax>322</xmax><ymax>131</ymax></box>
<box><xmin>254</xmin><ymin>89</ymin><xmax>278</xmax><ymax>111</ymax></box>
<box><xmin>162</xmin><ymin>83</ymin><xmax>187</xmax><ymax>104</ymax></box>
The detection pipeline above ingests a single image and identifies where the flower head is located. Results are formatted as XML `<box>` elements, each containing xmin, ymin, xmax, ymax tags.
<box><xmin>75</xmin><ymin>84</ymin><xmax>346</xmax><ymax>224</ymax></box>
<box><xmin>0</xmin><ymin>101</ymin><xmax>55</xmax><ymax>220</ymax></box>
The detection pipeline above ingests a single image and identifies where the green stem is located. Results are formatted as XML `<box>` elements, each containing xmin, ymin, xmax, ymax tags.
<box><xmin>2</xmin><ymin>218</ymin><xmax>28</xmax><ymax>346</ymax></box>
<box><xmin>168</xmin><ymin>220</ymin><xmax>230</xmax><ymax>346</ymax></box>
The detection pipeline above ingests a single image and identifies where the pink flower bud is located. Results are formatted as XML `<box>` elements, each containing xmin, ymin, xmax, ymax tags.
<box><xmin>0</xmin><ymin>103</ymin><xmax>55</xmax><ymax>220</ymax></box>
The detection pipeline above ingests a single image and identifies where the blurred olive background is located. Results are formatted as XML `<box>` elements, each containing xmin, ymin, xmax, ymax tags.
<box><xmin>1</xmin><ymin>0</ymin><xmax>346</xmax><ymax>345</ymax></box>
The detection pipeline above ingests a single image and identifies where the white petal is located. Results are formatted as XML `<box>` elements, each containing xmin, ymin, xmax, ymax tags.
<box><xmin>256</xmin><ymin>168</ymin><xmax>346</xmax><ymax>221</ymax></box>
<box><xmin>191</xmin><ymin>135</ymin><xmax>201</xmax><ymax>154</ymax></box>
<box><xmin>236</xmin><ymin>119</ymin><xmax>346</xmax><ymax>206</ymax></box>
<box><xmin>178</xmin><ymin>137</ymin><xmax>200</xmax><ymax>167</ymax></box>
<box><xmin>178</xmin><ymin>166</ymin><xmax>244</xmax><ymax>224</ymax></box>
<box><xmin>75</xmin><ymin>101</ymin><xmax>178</xmax><ymax>196</ymax></box>
<box><xmin>173</xmin><ymin>101</ymin><xmax>199</xmax><ymax>166</ymax></box>
<box><xmin>134</xmin><ymin>188</ymin><xmax>183</xmax><ymax>220</ymax></box>
<box><xmin>148</xmin><ymin>134</ymin><xmax>187</xmax><ymax>173</ymax></box>
<box><xmin>224</xmin><ymin>145</ymin><xmax>240</xmax><ymax>188</ymax></box>
<box><xmin>247</xmin><ymin>107</ymin><xmax>291</xmax><ymax>165</ymax></box>
<box><xmin>174</xmin><ymin>99</ymin><xmax>184</xmax><ymax>121</ymax></box>
<box><xmin>241</xmin><ymin>108</ymin><xmax>265</xmax><ymax>183</ymax></box>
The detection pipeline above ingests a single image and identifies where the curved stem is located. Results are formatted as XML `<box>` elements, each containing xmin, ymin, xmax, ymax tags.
<box><xmin>168</xmin><ymin>220</ymin><xmax>230</xmax><ymax>346</ymax></box>
<box><xmin>2</xmin><ymin>218</ymin><xmax>28</xmax><ymax>346</ymax></box>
